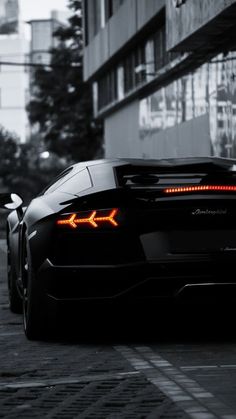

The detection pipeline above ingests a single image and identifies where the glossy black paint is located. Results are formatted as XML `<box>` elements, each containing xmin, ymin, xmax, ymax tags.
<box><xmin>5</xmin><ymin>156</ymin><xmax>236</xmax><ymax>311</ymax></box>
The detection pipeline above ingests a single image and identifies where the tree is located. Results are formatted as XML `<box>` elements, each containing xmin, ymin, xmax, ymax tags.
<box><xmin>27</xmin><ymin>0</ymin><xmax>103</xmax><ymax>163</ymax></box>
<box><xmin>0</xmin><ymin>126</ymin><xmax>66</xmax><ymax>204</ymax></box>
<box><xmin>0</xmin><ymin>126</ymin><xmax>18</xmax><ymax>177</ymax></box>
<box><xmin>5</xmin><ymin>139</ymin><xmax>67</xmax><ymax>204</ymax></box>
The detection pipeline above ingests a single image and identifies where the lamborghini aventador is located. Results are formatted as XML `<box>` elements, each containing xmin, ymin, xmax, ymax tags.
<box><xmin>1</xmin><ymin>156</ymin><xmax>236</xmax><ymax>340</ymax></box>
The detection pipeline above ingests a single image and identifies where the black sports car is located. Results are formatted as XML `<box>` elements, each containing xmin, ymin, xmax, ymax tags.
<box><xmin>1</xmin><ymin>156</ymin><xmax>236</xmax><ymax>339</ymax></box>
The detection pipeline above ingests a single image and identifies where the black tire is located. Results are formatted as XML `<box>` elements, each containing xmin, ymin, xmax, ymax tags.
<box><xmin>7</xmin><ymin>240</ymin><xmax>22</xmax><ymax>314</ymax></box>
<box><xmin>22</xmin><ymin>239</ymin><xmax>50</xmax><ymax>340</ymax></box>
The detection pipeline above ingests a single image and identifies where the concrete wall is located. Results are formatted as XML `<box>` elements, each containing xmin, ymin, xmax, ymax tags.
<box><xmin>105</xmin><ymin>104</ymin><xmax>211</xmax><ymax>159</ymax></box>
<box><xmin>139</xmin><ymin>114</ymin><xmax>211</xmax><ymax>159</ymax></box>
<box><xmin>166</xmin><ymin>0</ymin><xmax>236</xmax><ymax>51</ymax></box>
<box><xmin>83</xmin><ymin>24</ymin><xmax>110</xmax><ymax>81</ymax></box>
<box><xmin>108</xmin><ymin>0</ymin><xmax>137</xmax><ymax>56</ymax></box>
<box><xmin>104</xmin><ymin>100</ymin><xmax>140</xmax><ymax>158</ymax></box>
<box><xmin>136</xmin><ymin>0</ymin><xmax>165</xmax><ymax>30</ymax></box>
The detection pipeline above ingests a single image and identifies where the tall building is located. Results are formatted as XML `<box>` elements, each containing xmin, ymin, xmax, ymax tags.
<box><xmin>0</xmin><ymin>36</ymin><xmax>30</xmax><ymax>142</ymax></box>
<box><xmin>0</xmin><ymin>3</ymin><xmax>70</xmax><ymax>144</ymax></box>
<box><xmin>29</xmin><ymin>10</ymin><xmax>70</xmax><ymax>66</ymax></box>
<box><xmin>82</xmin><ymin>0</ymin><xmax>236</xmax><ymax>159</ymax></box>
<box><xmin>27</xmin><ymin>10</ymin><xmax>70</xmax><ymax>140</ymax></box>
<box><xmin>0</xmin><ymin>0</ymin><xmax>29</xmax><ymax>143</ymax></box>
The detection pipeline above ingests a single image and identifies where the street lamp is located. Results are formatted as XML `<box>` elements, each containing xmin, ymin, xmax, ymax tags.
<box><xmin>40</xmin><ymin>151</ymin><xmax>50</xmax><ymax>159</ymax></box>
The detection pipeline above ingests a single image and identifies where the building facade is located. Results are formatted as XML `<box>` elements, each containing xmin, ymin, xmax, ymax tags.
<box><xmin>28</xmin><ymin>10</ymin><xmax>70</xmax><ymax>142</ymax></box>
<box><xmin>0</xmin><ymin>36</ymin><xmax>30</xmax><ymax>142</ymax></box>
<box><xmin>29</xmin><ymin>10</ymin><xmax>70</xmax><ymax>66</ymax></box>
<box><xmin>0</xmin><ymin>5</ymin><xmax>70</xmax><ymax>144</ymax></box>
<box><xmin>0</xmin><ymin>0</ymin><xmax>30</xmax><ymax>143</ymax></box>
<box><xmin>82</xmin><ymin>0</ymin><xmax>236</xmax><ymax>159</ymax></box>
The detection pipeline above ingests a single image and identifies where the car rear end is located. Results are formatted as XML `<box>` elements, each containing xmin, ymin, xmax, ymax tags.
<box><xmin>39</xmin><ymin>158</ymin><xmax>236</xmax><ymax>306</ymax></box>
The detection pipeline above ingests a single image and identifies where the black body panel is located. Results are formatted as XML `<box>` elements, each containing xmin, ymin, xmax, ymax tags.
<box><xmin>7</xmin><ymin>156</ymin><xmax>236</xmax><ymax>308</ymax></box>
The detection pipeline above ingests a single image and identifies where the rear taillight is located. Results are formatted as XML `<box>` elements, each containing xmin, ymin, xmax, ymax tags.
<box><xmin>56</xmin><ymin>208</ymin><xmax>119</xmax><ymax>229</ymax></box>
<box><xmin>164</xmin><ymin>185</ymin><xmax>236</xmax><ymax>194</ymax></box>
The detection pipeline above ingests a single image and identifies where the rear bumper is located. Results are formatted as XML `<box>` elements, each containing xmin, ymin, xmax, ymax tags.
<box><xmin>37</xmin><ymin>253</ymin><xmax>236</xmax><ymax>303</ymax></box>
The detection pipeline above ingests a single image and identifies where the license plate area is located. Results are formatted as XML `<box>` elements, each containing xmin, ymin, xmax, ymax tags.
<box><xmin>140</xmin><ymin>230</ymin><xmax>236</xmax><ymax>259</ymax></box>
<box><xmin>170</xmin><ymin>230</ymin><xmax>236</xmax><ymax>253</ymax></box>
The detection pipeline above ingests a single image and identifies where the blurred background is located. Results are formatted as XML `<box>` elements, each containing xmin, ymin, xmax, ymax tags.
<box><xmin>1</xmin><ymin>0</ymin><xmax>236</xmax><ymax>235</ymax></box>
<box><xmin>0</xmin><ymin>0</ymin><xmax>102</xmax><ymax>234</ymax></box>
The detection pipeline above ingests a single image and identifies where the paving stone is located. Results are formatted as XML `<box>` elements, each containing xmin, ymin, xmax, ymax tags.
<box><xmin>0</xmin><ymin>241</ymin><xmax>189</xmax><ymax>418</ymax></box>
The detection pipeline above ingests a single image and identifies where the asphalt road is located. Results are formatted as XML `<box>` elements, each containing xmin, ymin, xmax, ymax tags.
<box><xmin>1</xmin><ymin>238</ymin><xmax>236</xmax><ymax>418</ymax></box>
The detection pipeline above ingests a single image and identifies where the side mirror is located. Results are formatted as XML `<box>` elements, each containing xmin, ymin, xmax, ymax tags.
<box><xmin>0</xmin><ymin>193</ymin><xmax>23</xmax><ymax>217</ymax></box>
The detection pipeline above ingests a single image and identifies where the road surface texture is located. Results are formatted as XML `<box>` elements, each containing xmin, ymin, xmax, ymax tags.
<box><xmin>1</xmin><ymin>238</ymin><xmax>236</xmax><ymax>418</ymax></box>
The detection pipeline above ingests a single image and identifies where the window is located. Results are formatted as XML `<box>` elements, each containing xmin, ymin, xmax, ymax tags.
<box><xmin>117</xmin><ymin>65</ymin><xmax>124</xmax><ymax>100</ymax></box>
<box><xmin>153</xmin><ymin>26</ymin><xmax>166</xmax><ymax>71</ymax></box>
<box><xmin>105</xmin><ymin>0</ymin><xmax>113</xmax><ymax>21</ymax></box>
<box><xmin>134</xmin><ymin>45</ymin><xmax>146</xmax><ymax>86</ymax></box>
<box><xmin>98</xmin><ymin>68</ymin><xmax>118</xmax><ymax>110</ymax></box>
<box><xmin>124</xmin><ymin>53</ymin><xmax>135</xmax><ymax>93</ymax></box>
<box><xmin>109</xmin><ymin>68</ymin><xmax>118</xmax><ymax>102</ymax></box>
<box><xmin>153</xmin><ymin>25</ymin><xmax>179</xmax><ymax>71</ymax></box>
<box><xmin>95</xmin><ymin>22</ymin><xmax>179</xmax><ymax>112</ymax></box>
<box><xmin>145</xmin><ymin>39</ymin><xmax>155</xmax><ymax>81</ymax></box>
<box><xmin>43</xmin><ymin>167</ymin><xmax>74</xmax><ymax>195</ymax></box>
<box><xmin>57</xmin><ymin>168</ymin><xmax>92</xmax><ymax>194</ymax></box>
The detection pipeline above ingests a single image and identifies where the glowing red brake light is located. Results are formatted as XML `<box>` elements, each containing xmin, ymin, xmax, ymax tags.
<box><xmin>57</xmin><ymin>209</ymin><xmax>119</xmax><ymax>229</ymax></box>
<box><xmin>164</xmin><ymin>185</ymin><xmax>236</xmax><ymax>194</ymax></box>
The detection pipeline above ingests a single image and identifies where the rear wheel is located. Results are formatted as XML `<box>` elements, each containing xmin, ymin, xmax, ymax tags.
<box><xmin>7</xmin><ymin>239</ymin><xmax>22</xmax><ymax>314</ymax></box>
<box><xmin>22</xmin><ymin>239</ymin><xmax>50</xmax><ymax>340</ymax></box>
